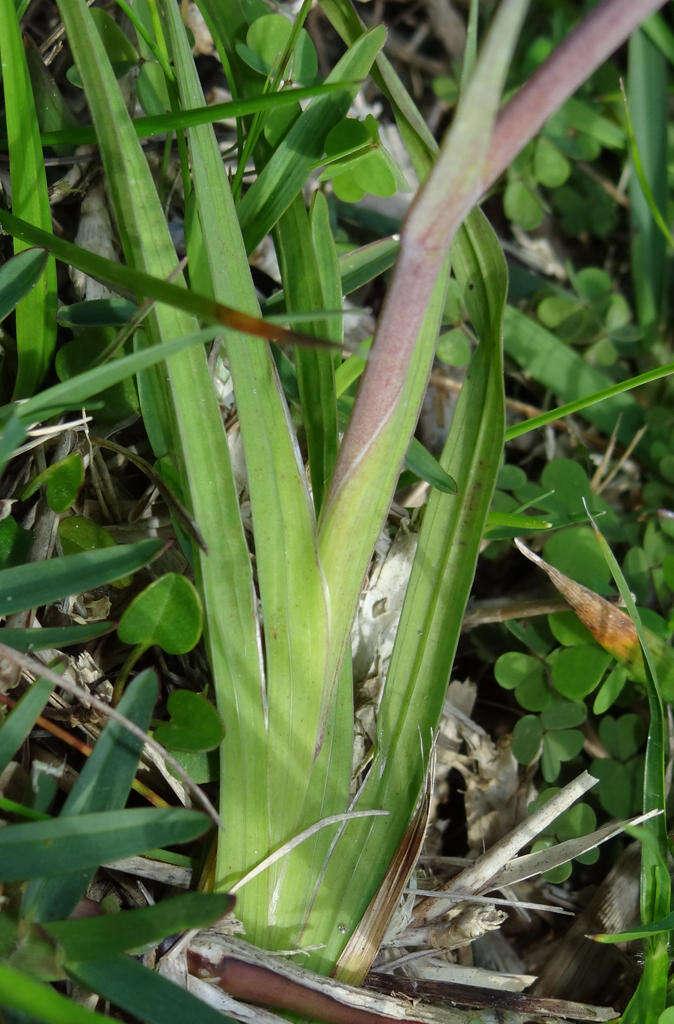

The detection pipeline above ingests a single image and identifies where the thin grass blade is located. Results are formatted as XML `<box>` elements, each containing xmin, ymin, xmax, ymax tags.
<box><xmin>70</xmin><ymin>955</ymin><xmax>238</xmax><ymax>1024</ymax></box>
<box><xmin>238</xmin><ymin>27</ymin><xmax>386</xmax><ymax>253</ymax></box>
<box><xmin>0</xmin><ymin>248</ymin><xmax>49</xmax><ymax>324</ymax></box>
<box><xmin>0</xmin><ymin>540</ymin><xmax>162</xmax><ymax>617</ymax></box>
<box><xmin>0</xmin><ymin>675</ymin><xmax>53</xmax><ymax>775</ymax></box>
<box><xmin>22</xmin><ymin>670</ymin><xmax>158</xmax><ymax>921</ymax></box>
<box><xmin>628</xmin><ymin>27</ymin><xmax>668</xmax><ymax>326</ymax></box>
<box><xmin>0</xmin><ymin>807</ymin><xmax>209</xmax><ymax>883</ymax></box>
<box><xmin>0</xmin><ymin>0</ymin><xmax>57</xmax><ymax>396</ymax></box>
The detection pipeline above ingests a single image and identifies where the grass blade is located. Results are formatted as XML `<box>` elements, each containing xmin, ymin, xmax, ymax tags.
<box><xmin>22</xmin><ymin>670</ymin><xmax>158</xmax><ymax>921</ymax></box>
<box><xmin>306</xmin><ymin>209</ymin><xmax>507</xmax><ymax>978</ymax></box>
<box><xmin>0</xmin><ymin>248</ymin><xmax>49</xmax><ymax>324</ymax></box>
<box><xmin>7</xmin><ymin>82</ymin><xmax>351</xmax><ymax>150</ymax></box>
<box><xmin>585</xmin><ymin>509</ymin><xmax>669</xmax><ymax>1023</ymax></box>
<box><xmin>0</xmin><ymin>540</ymin><xmax>162</xmax><ymax>617</ymax></box>
<box><xmin>0</xmin><ymin>807</ymin><xmax>209</xmax><ymax>882</ymax></box>
<box><xmin>0</xmin><ymin>964</ymin><xmax>115</xmax><ymax>1024</ymax></box>
<box><xmin>628</xmin><ymin>27</ymin><xmax>668</xmax><ymax>326</ymax></box>
<box><xmin>0</xmin><ymin>209</ymin><xmax>337</xmax><ymax>354</ymax></box>
<box><xmin>45</xmin><ymin>893</ymin><xmax>234</xmax><ymax>961</ymax></box>
<box><xmin>0</xmin><ymin>623</ymin><xmax>112</xmax><ymax>653</ymax></box>
<box><xmin>502</xmin><ymin>306</ymin><xmax>643</xmax><ymax>442</ymax></box>
<box><xmin>70</xmin><ymin>955</ymin><xmax>237</xmax><ymax>1024</ymax></box>
<box><xmin>162</xmin><ymin>1</ymin><xmax>340</xmax><ymax>943</ymax></box>
<box><xmin>275</xmin><ymin>196</ymin><xmax>338</xmax><ymax>513</ymax></box>
<box><xmin>238</xmin><ymin>27</ymin><xmax>386</xmax><ymax>253</ymax></box>
<box><xmin>0</xmin><ymin>675</ymin><xmax>53</xmax><ymax>775</ymax></box>
<box><xmin>0</xmin><ymin>0</ymin><xmax>57</xmax><ymax>396</ymax></box>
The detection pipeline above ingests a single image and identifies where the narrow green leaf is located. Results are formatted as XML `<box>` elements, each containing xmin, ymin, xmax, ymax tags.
<box><xmin>642</xmin><ymin>11</ymin><xmax>674</xmax><ymax>66</ymax></box>
<box><xmin>308</xmin><ymin>209</ymin><xmax>507</xmax><ymax>976</ymax></box>
<box><xmin>0</xmin><ymin>410</ymin><xmax>28</xmax><ymax>474</ymax></box>
<box><xmin>587</xmin><ymin>512</ymin><xmax>669</xmax><ymax>928</ymax></box>
<box><xmin>0</xmin><ymin>963</ymin><xmax>114</xmax><ymax>1024</ymax></box>
<box><xmin>621</xmin><ymin>80</ymin><xmax>672</xmax><ymax>249</ymax></box>
<box><xmin>404</xmin><ymin>436</ymin><xmax>457</xmax><ymax>494</ymax></box>
<box><xmin>0</xmin><ymin>210</ymin><xmax>331</xmax><ymax>357</ymax></box>
<box><xmin>238</xmin><ymin>26</ymin><xmax>386</xmax><ymax>253</ymax></box>
<box><xmin>275</xmin><ymin>196</ymin><xmax>338</xmax><ymax>513</ymax></box>
<box><xmin>16</xmin><ymin>324</ymin><xmax>222</xmax><ymax>424</ymax></box>
<box><xmin>502</xmin><ymin>305</ymin><xmax>643</xmax><ymax>442</ymax></box>
<box><xmin>70</xmin><ymin>955</ymin><xmax>237</xmax><ymax>1024</ymax></box>
<box><xmin>22</xmin><ymin>670</ymin><xmax>159</xmax><ymax>921</ymax></box>
<box><xmin>628</xmin><ymin>28</ymin><xmax>668</xmax><ymax>326</ymax></box>
<box><xmin>21</xmin><ymin>452</ymin><xmax>85</xmax><ymax>514</ymax></box>
<box><xmin>0</xmin><ymin>540</ymin><xmax>162</xmax><ymax>618</ymax></box>
<box><xmin>0</xmin><ymin>83</ymin><xmax>351</xmax><ymax>150</ymax></box>
<box><xmin>0</xmin><ymin>676</ymin><xmax>54</xmax><ymax>775</ymax></box>
<box><xmin>0</xmin><ymin>0</ymin><xmax>57</xmax><ymax>396</ymax></box>
<box><xmin>25</xmin><ymin>37</ymin><xmax>79</xmax><ymax>152</ymax></box>
<box><xmin>593</xmin><ymin>911</ymin><xmax>674</xmax><ymax>944</ymax></box>
<box><xmin>0</xmin><ymin>622</ymin><xmax>112</xmax><ymax>652</ymax></box>
<box><xmin>0</xmin><ymin>248</ymin><xmax>49</xmax><ymax>324</ymax></box>
<box><xmin>0</xmin><ymin>807</ymin><xmax>209</xmax><ymax>882</ymax></box>
<box><xmin>163</xmin><ymin>1</ymin><xmax>334</xmax><ymax>944</ymax></box>
<box><xmin>45</xmin><ymin>893</ymin><xmax>233</xmax><ymax>961</ymax></box>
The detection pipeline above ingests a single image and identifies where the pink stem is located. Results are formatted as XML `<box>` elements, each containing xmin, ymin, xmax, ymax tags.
<box><xmin>329</xmin><ymin>0</ymin><xmax>666</xmax><ymax>495</ymax></box>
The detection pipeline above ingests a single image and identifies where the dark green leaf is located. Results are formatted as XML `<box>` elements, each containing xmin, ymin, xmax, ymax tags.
<box><xmin>56</xmin><ymin>299</ymin><xmax>138</xmax><ymax>327</ymax></box>
<box><xmin>0</xmin><ymin>808</ymin><xmax>209</xmax><ymax>882</ymax></box>
<box><xmin>511</xmin><ymin>715</ymin><xmax>542</xmax><ymax>764</ymax></box>
<box><xmin>0</xmin><ymin>248</ymin><xmax>49</xmax><ymax>324</ymax></box>
<box><xmin>0</xmin><ymin>677</ymin><xmax>54</xmax><ymax>775</ymax></box>
<box><xmin>22</xmin><ymin>671</ymin><xmax>158</xmax><ymax>922</ymax></box>
<box><xmin>0</xmin><ymin>540</ymin><xmax>162</xmax><ymax>617</ymax></box>
<box><xmin>0</xmin><ymin>623</ymin><xmax>112</xmax><ymax>653</ymax></box>
<box><xmin>46</xmin><ymin>892</ymin><xmax>233</xmax><ymax>962</ymax></box>
<box><xmin>70</xmin><ymin>955</ymin><xmax>237</xmax><ymax>1024</ymax></box>
<box><xmin>548</xmin><ymin>644</ymin><xmax>612</xmax><ymax>700</ymax></box>
<box><xmin>22</xmin><ymin>453</ymin><xmax>84</xmax><ymax>514</ymax></box>
<box><xmin>599</xmin><ymin>713</ymin><xmax>648</xmax><ymax>762</ymax></box>
<box><xmin>0</xmin><ymin>963</ymin><xmax>113</xmax><ymax>1024</ymax></box>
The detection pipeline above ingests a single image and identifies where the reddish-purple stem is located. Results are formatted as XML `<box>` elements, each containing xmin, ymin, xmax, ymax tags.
<box><xmin>329</xmin><ymin>0</ymin><xmax>666</xmax><ymax>497</ymax></box>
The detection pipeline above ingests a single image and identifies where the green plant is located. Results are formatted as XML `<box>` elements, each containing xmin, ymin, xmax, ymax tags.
<box><xmin>0</xmin><ymin>0</ymin><xmax>671</xmax><ymax>1021</ymax></box>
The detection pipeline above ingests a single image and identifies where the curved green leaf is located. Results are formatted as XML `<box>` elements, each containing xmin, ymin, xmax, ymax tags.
<box><xmin>0</xmin><ymin>807</ymin><xmax>209</xmax><ymax>882</ymax></box>
<box><xmin>0</xmin><ymin>248</ymin><xmax>49</xmax><ymax>324</ymax></box>
<box><xmin>0</xmin><ymin>539</ymin><xmax>162</xmax><ymax>617</ymax></box>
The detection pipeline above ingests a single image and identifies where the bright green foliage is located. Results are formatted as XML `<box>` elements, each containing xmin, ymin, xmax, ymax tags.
<box><xmin>548</xmin><ymin>645</ymin><xmax>612</xmax><ymax>700</ymax></box>
<box><xmin>320</xmin><ymin>116</ymin><xmax>399</xmax><ymax>202</ymax></box>
<box><xmin>0</xmin><ymin>1</ymin><xmax>671</xmax><ymax>1020</ymax></box>
<box><xmin>241</xmin><ymin>13</ymin><xmax>317</xmax><ymax>83</ymax></box>
<box><xmin>59</xmin><ymin>516</ymin><xmax>132</xmax><ymax>588</ymax></box>
<box><xmin>21</xmin><ymin>453</ymin><xmax>84</xmax><ymax>513</ymax></box>
<box><xmin>436</xmin><ymin>328</ymin><xmax>471</xmax><ymax>367</ymax></box>
<box><xmin>118</xmin><ymin>574</ymin><xmax>203</xmax><ymax>655</ymax></box>
<box><xmin>0</xmin><ymin>0</ymin><xmax>57</xmax><ymax>397</ymax></box>
<box><xmin>153</xmin><ymin>690</ymin><xmax>225</xmax><ymax>752</ymax></box>
<box><xmin>0</xmin><ymin>515</ymin><xmax>30</xmax><ymax>569</ymax></box>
